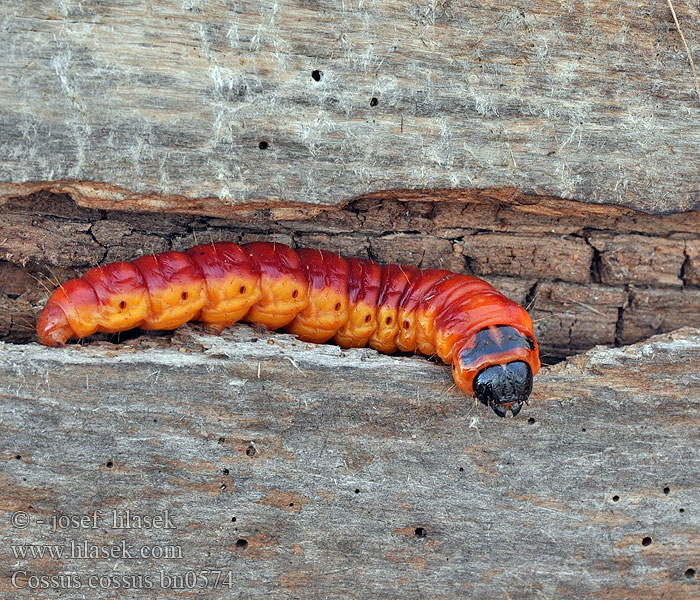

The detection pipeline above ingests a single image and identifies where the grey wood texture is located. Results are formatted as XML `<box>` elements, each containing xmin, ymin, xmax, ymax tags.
<box><xmin>1</xmin><ymin>325</ymin><xmax>699</xmax><ymax>598</ymax></box>
<box><xmin>2</xmin><ymin>1</ymin><xmax>700</xmax><ymax>214</ymax></box>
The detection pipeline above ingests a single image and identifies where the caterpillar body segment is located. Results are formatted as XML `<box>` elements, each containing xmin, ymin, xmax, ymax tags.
<box><xmin>37</xmin><ymin>241</ymin><xmax>540</xmax><ymax>417</ymax></box>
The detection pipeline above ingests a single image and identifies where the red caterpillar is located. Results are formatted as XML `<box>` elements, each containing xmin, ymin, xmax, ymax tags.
<box><xmin>37</xmin><ymin>242</ymin><xmax>540</xmax><ymax>417</ymax></box>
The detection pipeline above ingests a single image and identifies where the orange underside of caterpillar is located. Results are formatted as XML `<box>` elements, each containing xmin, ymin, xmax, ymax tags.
<box><xmin>37</xmin><ymin>242</ymin><xmax>540</xmax><ymax>406</ymax></box>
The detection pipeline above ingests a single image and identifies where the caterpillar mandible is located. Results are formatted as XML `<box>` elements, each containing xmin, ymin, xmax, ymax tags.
<box><xmin>36</xmin><ymin>242</ymin><xmax>541</xmax><ymax>417</ymax></box>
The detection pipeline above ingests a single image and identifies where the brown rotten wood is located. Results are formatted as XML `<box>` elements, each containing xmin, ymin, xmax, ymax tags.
<box><xmin>1</xmin><ymin>325</ymin><xmax>699</xmax><ymax>598</ymax></box>
<box><xmin>2</xmin><ymin>1</ymin><xmax>700</xmax><ymax>213</ymax></box>
<box><xmin>2</xmin><ymin>191</ymin><xmax>700</xmax><ymax>361</ymax></box>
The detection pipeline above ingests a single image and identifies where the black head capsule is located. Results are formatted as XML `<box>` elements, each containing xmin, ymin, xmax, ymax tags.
<box><xmin>474</xmin><ymin>361</ymin><xmax>533</xmax><ymax>418</ymax></box>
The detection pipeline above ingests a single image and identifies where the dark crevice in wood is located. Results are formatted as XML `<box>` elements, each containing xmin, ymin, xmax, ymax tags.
<box><xmin>3</xmin><ymin>190</ymin><xmax>700</xmax><ymax>360</ymax></box>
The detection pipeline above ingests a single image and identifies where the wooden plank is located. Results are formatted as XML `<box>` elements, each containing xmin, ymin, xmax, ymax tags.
<box><xmin>2</xmin><ymin>1</ymin><xmax>700</xmax><ymax>213</ymax></box>
<box><xmin>1</xmin><ymin>325</ymin><xmax>699</xmax><ymax>598</ymax></box>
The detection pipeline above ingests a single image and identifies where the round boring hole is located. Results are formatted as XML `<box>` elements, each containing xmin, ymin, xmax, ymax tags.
<box><xmin>663</xmin><ymin>486</ymin><xmax>670</xmax><ymax>495</ymax></box>
<box><xmin>311</xmin><ymin>69</ymin><xmax>322</xmax><ymax>81</ymax></box>
<box><xmin>235</xmin><ymin>539</ymin><xmax>248</xmax><ymax>550</ymax></box>
<box><xmin>370</xmin><ymin>97</ymin><xmax>378</xmax><ymax>107</ymax></box>
<box><xmin>106</xmin><ymin>460</ymin><xmax>113</xmax><ymax>468</ymax></box>
<box><xmin>612</xmin><ymin>495</ymin><xmax>620</xmax><ymax>502</ymax></box>
<box><xmin>527</xmin><ymin>417</ymin><xmax>536</xmax><ymax>425</ymax></box>
<box><xmin>258</xmin><ymin>140</ymin><xmax>269</xmax><ymax>150</ymax></box>
<box><xmin>222</xmin><ymin>468</ymin><xmax>230</xmax><ymax>475</ymax></box>
<box><xmin>641</xmin><ymin>536</ymin><xmax>652</xmax><ymax>547</ymax></box>
<box><xmin>685</xmin><ymin>568</ymin><xmax>696</xmax><ymax>579</ymax></box>
<box><xmin>246</xmin><ymin>445</ymin><xmax>256</xmax><ymax>457</ymax></box>
<box><xmin>414</xmin><ymin>527</ymin><xmax>427</xmax><ymax>538</ymax></box>
<box><xmin>354</xmin><ymin>488</ymin><xmax>360</xmax><ymax>494</ymax></box>
<box><xmin>231</xmin><ymin>516</ymin><xmax>237</xmax><ymax>522</ymax></box>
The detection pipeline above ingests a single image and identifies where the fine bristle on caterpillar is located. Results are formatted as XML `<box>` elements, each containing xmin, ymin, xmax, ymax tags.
<box><xmin>36</xmin><ymin>242</ymin><xmax>541</xmax><ymax>417</ymax></box>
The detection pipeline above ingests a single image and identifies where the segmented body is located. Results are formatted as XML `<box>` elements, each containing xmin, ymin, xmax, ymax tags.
<box><xmin>36</xmin><ymin>242</ymin><xmax>540</xmax><ymax>411</ymax></box>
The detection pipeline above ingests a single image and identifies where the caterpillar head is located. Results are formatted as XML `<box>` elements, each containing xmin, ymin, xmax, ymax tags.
<box><xmin>452</xmin><ymin>325</ymin><xmax>537</xmax><ymax>417</ymax></box>
<box><xmin>473</xmin><ymin>360</ymin><xmax>533</xmax><ymax>418</ymax></box>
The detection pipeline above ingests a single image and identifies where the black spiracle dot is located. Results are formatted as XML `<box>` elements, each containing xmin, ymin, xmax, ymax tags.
<box><xmin>235</xmin><ymin>539</ymin><xmax>248</xmax><ymax>550</ymax></box>
<box><xmin>641</xmin><ymin>536</ymin><xmax>652</xmax><ymax>547</ymax></box>
<box><xmin>311</xmin><ymin>69</ymin><xmax>322</xmax><ymax>81</ymax></box>
<box><xmin>414</xmin><ymin>527</ymin><xmax>427</xmax><ymax>538</ymax></box>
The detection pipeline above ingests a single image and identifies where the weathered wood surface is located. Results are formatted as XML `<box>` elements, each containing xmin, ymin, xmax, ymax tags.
<box><xmin>2</xmin><ymin>1</ymin><xmax>700</xmax><ymax>214</ymax></box>
<box><xmin>3</xmin><ymin>191</ymin><xmax>700</xmax><ymax>362</ymax></box>
<box><xmin>1</xmin><ymin>325</ymin><xmax>699</xmax><ymax>598</ymax></box>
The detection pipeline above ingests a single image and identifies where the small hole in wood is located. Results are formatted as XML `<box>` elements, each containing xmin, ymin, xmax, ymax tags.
<box><xmin>218</xmin><ymin>437</ymin><xmax>226</xmax><ymax>444</ymax></box>
<box><xmin>663</xmin><ymin>486</ymin><xmax>670</xmax><ymax>495</ymax></box>
<box><xmin>246</xmin><ymin>445</ymin><xmax>256</xmax><ymax>457</ymax></box>
<box><xmin>289</xmin><ymin>502</ymin><xmax>294</xmax><ymax>507</ymax></box>
<box><xmin>15</xmin><ymin>455</ymin><xmax>21</xmax><ymax>460</ymax></box>
<box><xmin>685</xmin><ymin>568</ymin><xmax>696</xmax><ymax>579</ymax></box>
<box><xmin>612</xmin><ymin>495</ymin><xmax>620</xmax><ymax>502</ymax></box>
<box><xmin>181</xmin><ymin>291</ymin><xmax>188</xmax><ymax>300</ymax></box>
<box><xmin>364</xmin><ymin>314</ymin><xmax>371</xmax><ymax>323</ymax></box>
<box><xmin>414</xmin><ymin>527</ymin><xmax>427</xmax><ymax>537</ymax></box>
<box><xmin>527</xmin><ymin>417</ymin><xmax>536</xmax><ymax>425</ymax></box>
<box><xmin>680</xmin><ymin>508</ymin><xmax>686</xmax><ymax>513</ymax></box>
<box><xmin>641</xmin><ymin>536</ymin><xmax>652</xmax><ymax>547</ymax></box>
<box><xmin>335</xmin><ymin>302</ymin><xmax>341</xmax><ymax>311</ymax></box>
<box><xmin>223</xmin><ymin>468</ymin><xmax>230</xmax><ymax>475</ymax></box>
<box><xmin>370</xmin><ymin>97</ymin><xmax>378</xmax><ymax>107</ymax></box>
<box><xmin>458</xmin><ymin>467</ymin><xmax>464</xmax><ymax>472</ymax></box>
<box><xmin>258</xmin><ymin>140</ymin><xmax>269</xmax><ymax>150</ymax></box>
<box><xmin>119</xmin><ymin>300</ymin><xmax>127</xmax><ymax>310</ymax></box>
<box><xmin>311</xmin><ymin>69</ymin><xmax>322</xmax><ymax>81</ymax></box>
<box><xmin>240</xmin><ymin>285</ymin><xmax>246</xmax><ymax>294</ymax></box>
<box><xmin>292</xmin><ymin>289</ymin><xmax>299</xmax><ymax>298</ymax></box>
<box><xmin>231</xmin><ymin>516</ymin><xmax>237</xmax><ymax>522</ymax></box>
<box><xmin>235</xmin><ymin>539</ymin><xmax>248</xmax><ymax>550</ymax></box>
<box><xmin>354</xmin><ymin>488</ymin><xmax>360</xmax><ymax>494</ymax></box>
<box><xmin>581</xmin><ymin>428</ymin><xmax>587</xmax><ymax>432</ymax></box>
<box><xmin>106</xmin><ymin>460</ymin><xmax>113</xmax><ymax>468</ymax></box>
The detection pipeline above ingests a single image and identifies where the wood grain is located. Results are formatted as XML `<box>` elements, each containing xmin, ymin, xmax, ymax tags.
<box><xmin>1</xmin><ymin>325</ymin><xmax>699</xmax><ymax>598</ymax></box>
<box><xmin>2</xmin><ymin>1</ymin><xmax>700</xmax><ymax>213</ymax></box>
